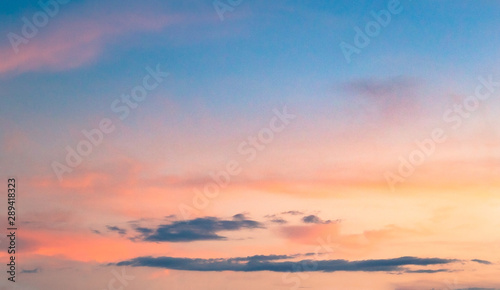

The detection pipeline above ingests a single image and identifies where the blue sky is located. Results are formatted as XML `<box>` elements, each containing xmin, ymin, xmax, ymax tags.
<box><xmin>1</xmin><ymin>1</ymin><xmax>500</xmax><ymax>289</ymax></box>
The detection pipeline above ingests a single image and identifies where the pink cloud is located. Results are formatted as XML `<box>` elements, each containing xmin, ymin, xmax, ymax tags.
<box><xmin>0</xmin><ymin>4</ymin><xmax>190</xmax><ymax>75</ymax></box>
<box><xmin>278</xmin><ymin>222</ymin><xmax>426</xmax><ymax>258</ymax></box>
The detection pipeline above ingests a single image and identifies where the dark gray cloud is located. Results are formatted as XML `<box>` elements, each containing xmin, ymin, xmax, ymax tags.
<box><xmin>135</xmin><ymin>217</ymin><xmax>264</xmax><ymax>242</ymax></box>
<box><xmin>302</xmin><ymin>215</ymin><xmax>331</xmax><ymax>224</ymax></box>
<box><xmin>471</xmin><ymin>259</ymin><xmax>492</xmax><ymax>265</ymax></box>
<box><xmin>115</xmin><ymin>255</ymin><xmax>458</xmax><ymax>273</ymax></box>
<box><xmin>405</xmin><ymin>269</ymin><xmax>450</xmax><ymax>273</ymax></box>
<box><xmin>135</xmin><ymin>227</ymin><xmax>153</xmax><ymax>235</ymax></box>
<box><xmin>232</xmin><ymin>213</ymin><xmax>246</xmax><ymax>220</ymax></box>
<box><xmin>21</xmin><ymin>268</ymin><xmax>39</xmax><ymax>274</ymax></box>
<box><xmin>264</xmin><ymin>214</ymin><xmax>288</xmax><ymax>224</ymax></box>
<box><xmin>106</xmin><ymin>225</ymin><xmax>127</xmax><ymax>235</ymax></box>
<box><xmin>270</xmin><ymin>218</ymin><xmax>288</xmax><ymax>224</ymax></box>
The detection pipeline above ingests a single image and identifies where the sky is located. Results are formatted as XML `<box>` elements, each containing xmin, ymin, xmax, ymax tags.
<box><xmin>1</xmin><ymin>0</ymin><xmax>500</xmax><ymax>289</ymax></box>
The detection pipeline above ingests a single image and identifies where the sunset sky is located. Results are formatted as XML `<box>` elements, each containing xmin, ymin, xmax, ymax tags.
<box><xmin>1</xmin><ymin>0</ymin><xmax>500</xmax><ymax>289</ymax></box>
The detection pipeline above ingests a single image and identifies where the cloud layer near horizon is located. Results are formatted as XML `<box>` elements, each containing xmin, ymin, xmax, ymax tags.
<box><xmin>115</xmin><ymin>255</ymin><xmax>463</xmax><ymax>273</ymax></box>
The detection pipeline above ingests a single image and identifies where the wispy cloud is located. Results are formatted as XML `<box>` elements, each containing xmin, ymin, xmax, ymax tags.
<box><xmin>20</xmin><ymin>268</ymin><xmax>39</xmax><ymax>274</ymax></box>
<box><xmin>270</xmin><ymin>217</ymin><xmax>288</xmax><ymax>224</ymax></box>
<box><xmin>340</xmin><ymin>76</ymin><xmax>422</xmax><ymax>124</ymax></box>
<box><xmin>0</xmin><ymin>1</ymin><xmax>199</xmax><ymax>75</ymax></box>
<box><xmin>281</xmin><ymin>211</ymin><xmax>304</xmax><ymax>216</ymax></box>
<box><xmin>471</xmin><ymin>259</ymin><xmax>492</xmax><ymax>265</ymax></box>
<box><xmin>106</xmin><ymin>225</ymin><xmax>127</xmax><ymax>236</ymax></box>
